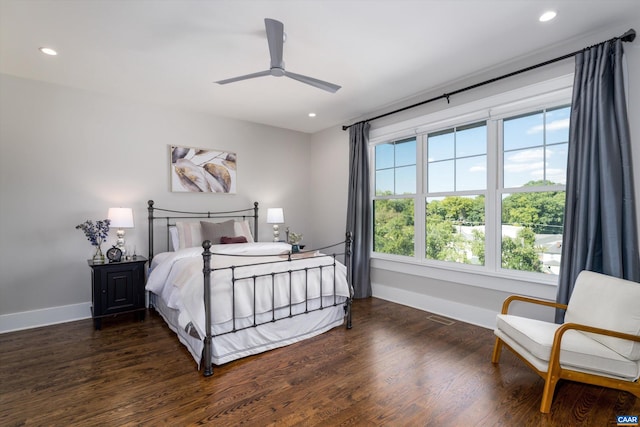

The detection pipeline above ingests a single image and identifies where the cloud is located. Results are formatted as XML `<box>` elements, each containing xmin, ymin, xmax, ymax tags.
<box><xmin>546</xmin><ymin>168</ymin><xmax>567</xmax><ymax>184</ymax></box>
<box><xmin>504</xmin><ymin>161</ymin><xmax>544</xmax><ymax>173</ymax></box>
<box><xmin>526</xmin><ymin>118</ymin><xmax>570</xmax><ymax>135</ymax></box>
<box><xmin>530</xmin><ymin>169</ymin><xmax>544</xmax><ymax>179</ymax></box>
<box><xmin>506</xmin><ymin>149</ymin><xmax>544</xmax><ymax>163</ymax></box>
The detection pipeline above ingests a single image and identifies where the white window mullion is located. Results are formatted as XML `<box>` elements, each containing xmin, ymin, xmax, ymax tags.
<box><xmin>484</xmin><ymin>119</ymin><xmax>498</xmax><ymax>272</ymax></box>
<box><xmin>416</xmin><ymin>135</ymin><xmax>425</xmax><ymax>261</ymax></box>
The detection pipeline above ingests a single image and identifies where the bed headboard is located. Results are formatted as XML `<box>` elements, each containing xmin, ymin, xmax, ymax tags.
<box><xmin>147</xmin><ymin>200</ymin><xmax>258</xmax><ymax>262</ymax></box>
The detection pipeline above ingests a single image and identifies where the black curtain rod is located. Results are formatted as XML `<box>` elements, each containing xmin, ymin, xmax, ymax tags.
<box><xmin>342</xmin><ymin>28</ymin><xmax>636</xmax><ymax>131</ymax></box>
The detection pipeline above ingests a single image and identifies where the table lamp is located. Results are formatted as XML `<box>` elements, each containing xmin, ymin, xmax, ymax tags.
<box><xmin>108</xmin><ymin>207</ymin><xmax>134</xmax><ymax>255</ymax></box>
<box><xmin>266</xmin><ymin>208</ymin><xmax>284</xmax><ymax>242</ymax></box>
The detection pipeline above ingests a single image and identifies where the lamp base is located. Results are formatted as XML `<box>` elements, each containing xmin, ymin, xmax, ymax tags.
<box><xmin>272</xmin><ymin>224</ymin><xmax>280</xmax><ymax>242</ymax></box>
<box><xmin>116</xmin><ymin>228</ymin><xmax>126</xmax><ymax>255</ymax></box>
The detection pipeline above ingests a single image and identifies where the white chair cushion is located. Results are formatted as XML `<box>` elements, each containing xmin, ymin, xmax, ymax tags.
<box><xmin>565</xmin><ymin>271</ymin><xmax>640</xmax><ymax>360</ymax></box>
<box><xmin>496</xmin><ymin>314</ymin><xmax>640</xmax><ymax>380</ymax></box>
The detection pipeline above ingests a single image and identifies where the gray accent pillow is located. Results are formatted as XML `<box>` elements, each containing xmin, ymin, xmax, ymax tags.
<box><xmin>200</xmin><ymin>220</ymin><xmax>236</xmax><ymax>244</ymax></box>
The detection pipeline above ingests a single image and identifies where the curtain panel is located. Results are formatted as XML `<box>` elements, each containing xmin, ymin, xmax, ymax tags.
<box><xmin>347</xmin><ymin>122</ymin><xmax>372</xmax><ymax>298</ymax></box>
<box><xmin>556</xmin><ymin>39</ymin><xmax>640</xmax><ymax>320</ymax></box>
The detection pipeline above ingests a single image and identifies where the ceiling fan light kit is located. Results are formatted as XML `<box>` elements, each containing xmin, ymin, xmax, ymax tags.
<box><xmin>215</xmin><ymin>18</ymin><xmax>341</xmax><ymax>93</ymax></box>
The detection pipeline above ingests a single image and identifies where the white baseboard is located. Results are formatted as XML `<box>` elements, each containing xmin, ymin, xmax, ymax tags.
<box><xmin>1</xmin><ymin>286</ymin><xmax>497</xmax><ymax>334</ymax></box>
<box><xmin>372</xmin><ymin>282</ymin><xmax>497</xmax><ymax>329</ymax></box>
<box><xmin>0</xmin><ymin>302</ymin><xmax>92</xmax><ymax>334</ymax></box>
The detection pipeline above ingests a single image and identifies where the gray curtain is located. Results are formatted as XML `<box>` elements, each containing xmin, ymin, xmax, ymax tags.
<box><xmin>347</xmin><ymin>122</ymin><xmax>372</xmax><ymax>298</ymax></box>
<box><xmin>556</xmin><ymin>39</ymin><xmax>640</xmax><ymax>319</ymax></box>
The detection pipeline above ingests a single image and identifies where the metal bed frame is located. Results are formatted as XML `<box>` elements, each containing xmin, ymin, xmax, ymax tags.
<box><xmin>147</xmin><ymin>200</ymin><xmax>353</xmax><ymax>376</ymax></box>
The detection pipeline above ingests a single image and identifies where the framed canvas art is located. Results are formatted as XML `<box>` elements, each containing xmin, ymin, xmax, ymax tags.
<box><xmin>170</xmin><ymin>145</ymin><xmax>237</xmax><ymax>193</ymax></box>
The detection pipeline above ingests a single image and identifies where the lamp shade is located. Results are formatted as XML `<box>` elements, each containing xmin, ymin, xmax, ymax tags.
<box><xmin>266</xmin><ymin>208</ymin><xmax>284</xmax><ymax>224</ymax></box>
<box><xmin>107</xmin><ymin>207</ymin><xmax>134</xmax><ymax>228</ymax></box>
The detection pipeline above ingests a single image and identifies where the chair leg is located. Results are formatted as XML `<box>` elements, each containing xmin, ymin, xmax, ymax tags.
<box><xmin>491</xmin><ymin>337</ymin><xmax>503</xmax><ymax>364</ymax></box>
<box><xmin>540</xmin><ymin>371</ymin><xmax>560</xmax><ymax>413</ymax></box>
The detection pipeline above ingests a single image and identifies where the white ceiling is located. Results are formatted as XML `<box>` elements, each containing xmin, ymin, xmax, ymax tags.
<box><xmin>1</xmin><ymin>0</ymin><xmax>638</xmax><ymax>134</ymax></box>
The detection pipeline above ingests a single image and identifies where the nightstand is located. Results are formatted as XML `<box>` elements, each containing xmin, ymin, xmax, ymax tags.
<box><xmin>88</xmin><ymin>256</ymin><xmax>147</xmax><ymax>330</ymax></box>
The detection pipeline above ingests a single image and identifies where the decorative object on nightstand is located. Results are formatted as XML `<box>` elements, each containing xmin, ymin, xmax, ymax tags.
<box><xmin>266</xmin><ymin>208</ymin><xmax>284</xmax><ymax>242</ymax></box>
<box><xmin>288</xmin><ymin>231</ymin><xmax>303</xmax><ymax>253</ymax></box>
<box><xmin>106</xmin><ymin>245</ymin><xmax>123</xmax><ymax>263</ymax></box>
<box><xmin>107</xmin><ymin>207</ymin><xmax>134</xmax><ymax>256</ymax></box>
<box><xmin>88</xmin><ymin>256</ymin><xmax>147</xmax><ymax>330</ymax></box>
<box><xmin>75</xmin><ymin>219</ymin><xmax>111</xmax><ymax>264</ymax></box>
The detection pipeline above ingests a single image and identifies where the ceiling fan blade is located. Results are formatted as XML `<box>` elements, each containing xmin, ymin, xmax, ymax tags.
<box><xmin>285</xmin><ymin>71</ymin><xmax>341</xmax><ymax>93</ymax></box>
<box><xmin>264</xmin><ymin>18</ymin><xmax>284</xmax><ymax>69</ymax></box>
<box><xmin>215</xmin><ymin>70</ymin><xmax>271</xmax><ymax>85</ymax></box>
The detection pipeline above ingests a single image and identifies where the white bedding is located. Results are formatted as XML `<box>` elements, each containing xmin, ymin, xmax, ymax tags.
<box><xmin>146</xmin><ymin>242</ymin><xmax>351</xmax><ymax>341</ymax></box>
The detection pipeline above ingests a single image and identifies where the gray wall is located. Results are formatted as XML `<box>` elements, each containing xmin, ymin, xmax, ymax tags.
<box><xmin>308</xmin><ymin>23</ymin><xmax>640</xmax><ymax>328</ymax></box>
<box><xmin>0</xmin><ymin>74</ymin><xmax>315</xmax><ymax>329</ymax></box>
<box><xmin>308</xmin><ymin>125</ymin><xmax>350</xmax><ymax>249</ymax></box>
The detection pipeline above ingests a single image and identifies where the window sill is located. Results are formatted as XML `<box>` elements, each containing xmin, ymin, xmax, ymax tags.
<box><xmin>370</xmin><ymin>254</ymin><xmax>558</xmax><ymax>300</ymax></box>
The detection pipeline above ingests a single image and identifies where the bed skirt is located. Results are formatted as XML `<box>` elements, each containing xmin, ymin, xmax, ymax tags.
<box><xmin>150</xmin><ymin>292</ymin><xmax>347</xmax><ymax>367</ymax></box>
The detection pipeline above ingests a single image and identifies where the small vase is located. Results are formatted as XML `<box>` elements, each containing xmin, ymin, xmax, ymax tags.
<box><xmin>92</xmin><ymin>245</ymin><xmax>105</xmax><ymax>264</ymax></box>
<box><xmin>291</xmin><ymin>244</ymin><xmax>300</xmax><ymax>253</ymax></box>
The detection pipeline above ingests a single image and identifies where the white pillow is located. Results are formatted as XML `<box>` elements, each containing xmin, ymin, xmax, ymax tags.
<box><xmin>169</xmin><ymin>226</ymin><xmax>179</xmax><ymax>251</ymax></box>
<box><xmin>234</xmin><ymin>220</ymin><xmax>255</xmax><ymax>243</ymax></box>
<box><xmin>176</xmin><ymin>221</ymin><xmax>203</xmax><ymax>249</ymax></box>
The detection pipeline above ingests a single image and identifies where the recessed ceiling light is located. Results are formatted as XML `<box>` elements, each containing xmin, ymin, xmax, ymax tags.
<box><xmin>39</xmin><ymin>47</ymin><xmax>58</xmax><ymax>56</ymax></box>
<box><xmin>308</xmin><ymin>113</ymin><xmax>316</xmax><ymax>118</ymax></box>
<box><xmin>539</xmin><ymin>11</ymin><xmax>557</xmax><ymax>22</ymax></box>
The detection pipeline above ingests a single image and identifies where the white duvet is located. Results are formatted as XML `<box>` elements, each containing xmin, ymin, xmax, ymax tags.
<box><xmin>146</xmin><ymin>242</ymin><xmax>351</xmax><ymax>340</ymax></box>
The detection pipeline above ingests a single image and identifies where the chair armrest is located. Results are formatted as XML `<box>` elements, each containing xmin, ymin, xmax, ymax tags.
<box><xmin>548</xmin><ymin>322</ymin><xmax>640</xmax><ymax>373</ymax></box>
<box><xmin>555</xmin><ymin>322</ymin><xmax>640</xmax><ymax>344</ymax></box>
<box><xmin>501</xmin><ymin>294</ymin><xmax>568</xmax><ymax>315</ymax></box>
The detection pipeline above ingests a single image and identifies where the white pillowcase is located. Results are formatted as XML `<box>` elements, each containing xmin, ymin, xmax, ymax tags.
<box><xmin>169</xmin><ymin>226</ymin><xmax>179</xmax><ymax>251</ymax></box>
<box><xmin>176</xmin><ymin>221</ymin><xmax>203</xmax><ymax>249</ymax></box>
<box><xmin>234</xmin><ymin>220</ymin><xmax>255</xmax><ymax>243</ymax></box>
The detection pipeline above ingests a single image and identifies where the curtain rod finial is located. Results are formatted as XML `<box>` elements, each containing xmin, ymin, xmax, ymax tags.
<box><xmin>621</xmin><ymin>29</ymin><xmax>636</xmax><ymax>43</ymax></box>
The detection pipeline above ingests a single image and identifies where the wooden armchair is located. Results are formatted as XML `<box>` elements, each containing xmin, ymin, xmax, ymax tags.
<box><xmin>492</xmin><ymin>270</ymin><xmax>640</xmax><ymax>413</ymax></box>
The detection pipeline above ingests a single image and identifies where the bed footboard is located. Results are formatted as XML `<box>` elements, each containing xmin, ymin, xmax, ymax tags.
<box><xmin>201</xmin><ymin>232</ymin><xmax>354</xmax><ymax>377</ymax></box>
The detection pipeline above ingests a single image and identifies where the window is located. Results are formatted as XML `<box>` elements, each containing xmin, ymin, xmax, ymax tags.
<box><xmin>375</xmin><ymin>138</ymin><xmax>416</xmax><ymax>196</ymax></box>
<box><xmin>371</xmin><ymin>95</ymin><xmax>569</xmax><ymax>281</ymax></box>
<box><xmin>500</xmin><ymin>106</ymin><xmax>568</xmax><ymax>275</ymax></box>
<box><xmin>426</xmin><ymin>123</ymin><xmax>487</xmax><ymax>265</ymax></box>
<box><xmin>373</xmin><ymin>138</ymin><xmax>416</xmax><ymax>256</ymax></box>
<box><xmin>427</xmin><ymin>123</ymin><xmax>487</xmax><ymax>193</ymax></box>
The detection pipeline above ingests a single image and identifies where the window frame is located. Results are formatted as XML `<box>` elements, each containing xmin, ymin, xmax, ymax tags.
<box><xmin>369</xmin><ymin>74</ymin><xmax>574</xmax><ymax>293</ymax></box>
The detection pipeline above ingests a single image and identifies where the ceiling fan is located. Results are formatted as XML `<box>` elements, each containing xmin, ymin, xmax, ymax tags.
<box><xmin>215</xmin><ymin>18</ymin><xmax>341</xmax><ymax>93</ymax></box>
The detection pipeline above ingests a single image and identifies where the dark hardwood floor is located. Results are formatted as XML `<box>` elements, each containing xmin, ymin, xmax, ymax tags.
<box><xmin>1</xmin><ymin>298</ymin><xmax>638</xmax><ymax>426</ymax></box>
